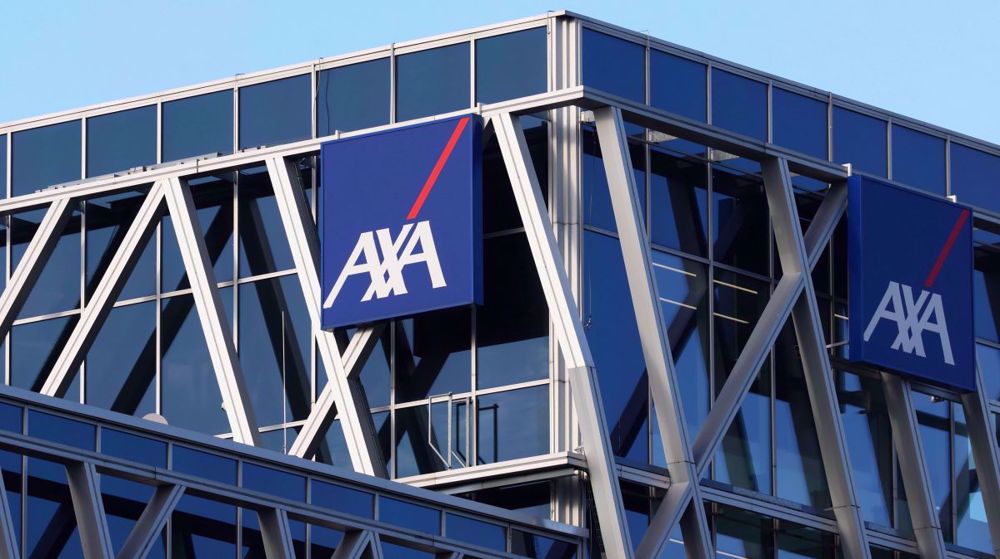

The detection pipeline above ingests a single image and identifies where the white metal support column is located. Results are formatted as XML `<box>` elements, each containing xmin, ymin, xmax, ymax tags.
<box><xmin>265</xmin><ymin>156</ymin><xmax>386</xmax><ymax>477</ymax></box>
<box><xmin>0</xmin><ymin>461</ymin><xmax>19</xmax><ymax>559</ymax></box>
<box><xmin>881</xmin><ymin>374</ymin><xmax>948</xmax><ymax>559</ymax></box>
<box><xmin>331</xmin><ymin>531</ymin><xmax>383</xmax><ymax>559</ymax></box>
<box><xmin>41</xmin><ymin>183</ymin><xmax>166</xmax><ymax>398</ymax></box>
<box><xmin>961</xmin><ymin>367</ymin><xmax>1000</xmax><ymax>558</ymax></box>
<box><xmin>116</xmin><ymin>484</ymin><xmax>184</xmax><ymax>559</ymax></box>
<box><xmin>65</xmin><ymin>462</ymin><xmax>114</xmax><ymax>559</ymax></box>
<box><xmin>258</xmin><ymin>508</ymin><xmax>295</xmax><ymax>559</ymax></box>
<box><xmin>761</xmin><ymin>157</ymin><xmax>871</xmax><ymax>559</ymax></box>
<box><xmin>494</xmin><ymin>112</ymin><xmax>634</xmax><ymax>559</ymax></box>
<box><xmin>593</xmin><ymin>106</ymin><xmax>713</xmax><ymax>559</ymax></box>
<box><xmin>0</xmin><ymin>197</ymin><xmax>73</xmax><ymax>340</ymax></box>
<box><xmin>163</xmin><ymin>176</ymin><xmax>261</xmax><ymax>446</ymax></box>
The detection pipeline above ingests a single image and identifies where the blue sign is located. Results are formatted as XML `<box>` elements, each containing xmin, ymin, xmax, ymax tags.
<box><xmin>848</xmin><ymin>176</ymin><xmax>975</xmax><ymax>391</ymax></box>
<box><xmin>320</xmin><ymin>115</ymin><xmax>482</xmax><ymax>329</ymax></box>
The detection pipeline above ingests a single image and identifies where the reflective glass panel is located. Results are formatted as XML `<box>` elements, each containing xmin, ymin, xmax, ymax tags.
<box><xmin>242</xmin><ymin>463</ymin><xmax>305</xmax><ymax>501</ymax></box>
<box><xmin>511</xmin><ymin>531</ymin><xmax>577</xmax><ymax>558</ymax></box>
<box><xmin>394</xmin><ymin>405</ymin><xmax>449</xmax><ymax>477</ymax></box>
<box><xmin>395</xmin><ymin>307</ymin><xmax>471</xmax><ymax>402</ymax></box>
<box><xmin>101</xmin><ymin>428</ymin><xmax>166</xmax><ymax>467</ymax></box>
<box><xmin>978</xmin><ymin>344</ymin><xmax>1000</xmax><ymax>402</ymax></box>
<box><xmin>649</xmin><ymin>146</ymin><xmax>708</xmax><ymax>255</ymax></box>
<box><xmin>238</xmin><ymin>75</ymin><xmax>311</xmax><ymax>149</ymax></box>
<box><xmin>0</xmin><ymin>451</ymin><xmax>21</xmax><ymax>554</ymax></box>
<box><xmin>582</xmin><ymin>29</ymin><xmax>644</xmax><ymax>103</ymax></box>
<box><xmin>12</xmin><ymin>120</ymin><xmax>81</xmax><ymax>195</ymax></box>
<box><xmin>482</xmin><ymin>115</ymin><xmax>546</xmax><ymax>234</ymax></box>
<box><xmin>85</xmin><ymin>190</ymin><xmax>156</xmax><ymax>301</ymax></box>
<box><xmin>582</xmin><ymin>126</ymin><xmax>646</xmax><ymax>232</ymax></box>
<box><xmin>952</xmin><ymin>143</ymin><xmax>1000</xmax><ymax>214</ymax></box>
<box><xmin>311</xmin><ymin>480</ymin><xmax>374</xmax><ymax>518</ymax></box>
<box><xmin>446</xmin><ymin>514</ymin><xmax>505</xmax><ymax>550</ymax></box>
<box><xmin>358</xmin><ymin>327</ymin><xmax>391</xmax><ymax>408</ymax></box>
<box><xmin>86</xmin><ymin>301</ymin><xmax>156</xmax><ymax>417</ymax></box>
<box><xmin>13</xmin><ymin>206</ymin><xmax>82</xmax><ymax>317</ymax></box>
<box><xmin>838</xmin><ymin>371</ymin><xmax>893</xmax><ymax>526</ymax></box>
<box><xmin>378</xmin><ymin>496</ymin><xmax>440</xmax><ymax>534</ymax></box>
<box><xmin>395</xmin><ymin>43</ymin><xmax>470</xmax><ymax>121</ymax></box>
<box><xmin>0</xmin><ymin>403</ymin><xmax>21</xmax><ymax>433</ymax></box>
<box><xmin>650</xmin><ymin>50</ymin><xmax>706</xmax><ymax>121</ymax></box>
<box><xmin>715</xmin><ymin>507</ymin><xmax>767</xmax><ymax>559</ymax></box>
<box><xmin>773</xmin><ymin>88</ymin><xmax>827</xmax><ymax>160</ymax></box>
<box><xmin>11</xmin><ymin>316</ymin><xmax>77</xmax><ymax>394</ymax></box>
<box><xmin>162</xmin><ymin>90</ymin><xmax>234</xmax><ymax>161</ymax></box>
<box><xmin>476</xmin><ymin>27</ymin><xmax>547</xmax><ymax>104</ymax></box>
<box><xmin>172</xmin><ymin>446</ymin><xmax>237</xmax><ymax>485</ymax></box>
<box><xmin>833</xmin><ymin>106</ymin><xmax>887</xmax><ymax>177</ymax></box>
<box><xmin>973</xmin><ymin>227</ymin><xmax>999</xmax><ymax>343</ymax></box>
<box><xmin>26</xmin><ymin>458</ymin><xmax>85</xmax><ymax>557</ymax></box>
<box><xmin>913</xmin><ymin>391</ymin><xmax>952</xmax><ymax>539</ymax></box>
<box><xmin>955</xmin><ymin>405</ymin><xmax>991</xmax><ymax>553</ymax></box>
<box><xmin>892</xmin><ymin>124</ymin><xmax>946</xmax><ymax>195</ymax></box>
<box><xmin>162</xmin><ymin>173</ymin><xmax>235</xmax><ymax>289</ymax></box>
<box><xmin>712</xmin><ymin>69</ymin><xmax>766</xmax><ymax>140</ymax></box>
<box><xmin>477</xmin><ymin>385</ymin><xmax>548</xmax><ymax>464</ymax></box>
<box><xmin>28</xmin><ymin>410</ymin><xmax>94</xmax><ymax>450</ymax></box>
<box><xmin>776</xmin><ymin>522</ymin><xmax>835</xmax><ymax>558</ymax></box>
<box><xmin>0</xmin><ymin>135</ymin><xmax>7</xmax><ymax>197</ymax></box>
<box><xmin>317</xmin><ymin>58</ymin><xmax>390</xmax><ymax>135</ymax></box>
<box><xmin>172</xmin><ymin>494</ymin><xmax>237</xmax><ymax>556</ymax></box>
<box><xmin>86</xmin><ymin>106</ymin><xmax>156</xmax><ymax>177</ymax></box>
<box><xmin>102</xmin><ymin>476</ymin><xmax>166</xmax><ymax>558</ymax></box>
<box><xmin>237</xmin><ymin>165</ymin><xmax>293</xmax><ymax>276</ymax></box>
<box><xmin>712</xmin><ymin>162</ymin><xmax>770</xmax><ymax>276</ymax></box>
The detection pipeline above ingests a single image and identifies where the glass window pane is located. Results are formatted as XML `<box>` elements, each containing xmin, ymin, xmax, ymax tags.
<box><xmin>650</xmin><ymin>50</ymin><xmax>706</xmax><ymax>121</ymax></box>
<box><xmin>446</xmin><ymin>513</ymin><xmax>505</xmax><ymax>550</ymax></box>
<box><xmin>378</xmin><ymin>496</ymin><xmax>440</xmax><ymax>534</ymax></box>
<box><xmin>86</xmin><ymin>301</ymin><xmax>156</xmax><ymax>417</ymax></box>
<box><xmin>317</xmin><ymin>58</ymin><xmax>390</xmax><ymax>135</ymax></box>
<box><xmin>102</xmin><ymin>476</ymin><xmax>166</xmax><ymax>558</ymax></box>
<box><xmin>476</xmin><ymin>385</ymin><xmax>548</xmax><ymax>464</ymax></box>
<box><xmin>582</xmin><ymin>126</ymin><xmax>645</xmax><ymax>232</ymax></box>
<box><xmin>951</xmin><ymin>143</ymin><xmax>1000</xmax><ymax>214</ymax></box>
<box><xmin>172</xmin><ymin>446</ymin><xmax>237</xmax><ymax>485</ymax></box>
<box><xmin>892</xmin><ymin>124</ymin><xmax>946</xmax><ymax>195</ymax></box>
<box><xmin>12</xmin><ymin>205</ymin><xmax>82</xmax><ymax>317</ymax></box>
<box><xmin>395</xmin><ymin>307</ymin><xmax>471</xmax><ymax>403</ymax></box>
<box><xmin>974</xmin><ymin>227</ymin><xmax>999</xmax><ymax>344</ymax></box>
<box><xmin>395</xmin><ymin>43</ymin><xmax>470</xmax><ymax>121</ymax></box>
<box><xmin>0</xmin><ymin>135</ymin><xmax>7</xmax><ymax>197</ymax></box>
<box><xmin>582</xmin><ymin>29</ymin><xmax>644</xmax><ymax>103</ymax></box>
<box><xmin>715</xmin><ymin>507</ymin><xmax>768</xmax><ymax>559</ymax></box>
<box><xmin>978</xmin><ymin>344</ymin><xmax>1000</xmax><ymax>402</ymax></box>
<box><xmin>162</xmin><ymin>90</ymin><xmax>234</xmax><ymax>161</ymax></box>
<box><xmin>238</xmin><ymin>75</ymin><xmax>311</xmax><ymax>149</ymax></box>
<box><xmin>172</xmin><ymin>494</ymin><xmax>237</xmax><ymax>556</ymax></box>
<box><xmin>86</xmin><ymin>106</ymin><xmax>156</xmax><ymax>177</ymax></box>
<box><xmin>237</xmin><ymin>165</ymin><xmax>293</xmax><ymax>276</ymax></box>
<box><xmin>12</xmin><ymin>120</ymin><xmax>81</xmax><ymax>196</ymax></box>
<box><xmin>649</xmin><ymin>146</ymin><xmax>708</xmax><ymax>255</ymax></box>
<box><xmin>477</xmin><ymin>234</ymin><xmax>548</xmax><ymax>390</ymax></box>
<box><xmin>101</xmin><ymin>428</ymin><xmax>166</xmax><ymax>467</ymax></box>
<box><xmin>86</xmin><ymin>190</ymin><xmax>156</xmax><ymax>301</ymax></box>
<box><xmin>476</xmin><ymin>28</ymin><xmax>547</xmax><ymax>104</ymax></box>
<box><xmin>310</xmin><ymin>480</ymin><xmax>373</xmax><ymax>518</ymax></box>
<box><xmin>833</xmin><ymin>106</ymin><xmax>887</xmax><ymax>177</ymax></box>
<box><xmin>912</xmin><ymin>391</ymin><xmax>952</xmax><ymax>539</ymax></box>
<box><xmin>12</xmin><ymin>316</ymin><xmax>78</xmax><ymax>393</ymax></box>
<box><xmin>28</xmin><ymin>410</ymin><xmax>95</xmax><ymax>450</ymax></box>
<box><xmin>357</xmin><ymin>327</ymin><xmax>391</xmax><ymax>408</ymax></box>
<box><xmin>394</xmin><ymin>404</ymin><xmax>450</xmax><ymax>477</ymax></box>
<box><xmin>955</xmin><ymin>404</ymin><xmax>991</xmax><ymax>554</ymax></box>
<box><xmin>712</xmin><ymin>69</ymin><xmax>766</xmax><ymax>141</ymax></box>
<box><xmin>162</xmin><ymin>173</ymin><xmax>235</xmax><ymax>290</ymax></box>
<box><xmin>512</xmin><ymin>531</ymin><xmax>577</xmax><ymax>558</ymax></box>
<box><xmin>838</xmin><ymin>371</ymin><xmax>893</xmax><ymax>527</ymax></box>
<box><xmin>242</xmin><ymin>463</ymin><xmax>305</xmax><ymax>501</ymax></box>
<box><xmin>773</xmin><ymin>88</ymin><xmax>827</xmax><ymax>160</ymax></box>
<box><xmin>712</xmin><ymin>162</ymin><xmax>770</xmax><ymax>276</ymax></box>
<box><xmin>26</xmin><ymin>458</ymin><xmax>85</xmax><ymax>557</ymax></box>
<box><xmin>0</xmin><ymin>403</ymin><xmax>21</xmax><ymax>433</ymax></box>
<box><xmin>776</xmin><ymin>522</ymin><xmax>835</xmax><ymax>558</ymax></box>
<box><xmin>482</xmin><ymin>116</ymin><xmax>546</xmax><ymax>234</ymax></box>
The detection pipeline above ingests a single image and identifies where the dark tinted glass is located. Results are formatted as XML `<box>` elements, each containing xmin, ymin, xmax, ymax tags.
<box><xmin>86</xmin><ymin>106</ymin><xmax>156</xmax><ymax>177</ymax></box>
<box><xmin>172</xmin><ymin>445</ymin><xmax>237</xmax><ymax>484</ymax></box>
<box><xmin>773</xmin><ymin>88</ymin><xmax>827</xmax><ymax>160</ymax></box>
<box><xmin>11</xmin><ymin>316</ymin><xmax>77</xmax><ymax>393</ymax></box>
<box><xmin>952</xmin><ymin>144</ymin><xmax>1000</xmax><ymax>213</ymax></box>
<box><xmin>102</xmin><ymin>475</ymin><xmax>166</xmax><ymax>558</ymax></box>
<box><xmin>582</xmin><ymin>29</ymin><xmax>645</xmax><ymax>103</ymax></box>
<box><xmin>395</xmin><ymin>307</ymin><xmax>471</xmax><ymax>402</ymax></box>
<box><xmin>238</xmin><ymin>166</ymin><xmax>294</xmax><ymax>276</ymax></box>
<box><xmin>172</xmin><ymin>494</ymin><xmax>237</xmax><ymax>555</ymax></box>
<box><xmin>239</xmin><ymin>75</ymin><xmax>311</xmax><ymax>149</ymax></box>
<box><xmin>378</xmin><ymin>496</ymin><xmax>440</xmax><ymax>534</ymax></box>
<box><xmin>446</xmin><ymin>513</ymin><xmax>505</xmax><ymax>550</ymax></box>
<box><xmin>477</xmin><ymin>385</ymin><xmax>548</xmax><ymax>463</ymax></box>
<box><xmin>476</xmin><ymin>28</ymin><xmax>547</xmax><ymax>104</ymax></box>
<box><xmin>712</xmin><ymin>162</ymin><xmax>770</xmax><ymax>276</ymax></box>
<box><xmin>833</xmin><ymin>107</ymin><xmax>887</xmax><ymax>177</ymax></box>
<box><xmin>973</xmin><ymin>227</ymin><xmax>999</xmax><ymax>343</ymax></box>
<box><xmin>27</xmin><ymin>458</ymin><xmax>85</xmax><ymax>556</ymax></box>
<box><xmin>892</xmin><ymin>124</ymin><xmax>945</xmax><ymax>195</ymax></box>
<box><xmin>914</xmin><ymin>392</ymin><xmax>953</xmax><ymax>539</ymax></box>
<box><xmin>86</xmin><ymin>191</ymin><xmax>156</xmax><ymax>301</ymax></box>
<box><xmin>649</xmin><ymin>147</ymin><xmax>708</xmax><ymax>255</ymax></box>
<box><xmin>582</xmin><ymin>127</ymin><xmax>646</xmax><ymax>232</ymax></box>
<box><xmin>394</xmin><ymin>404</ymin><xmax>451</xmax><ymax>477</ymax></box>
<box><xmin>242</xmin><ymin>463</ymin><xmax>305</xmax><ymax>501</ymax></box>
<box><xmin>28</xmin><ymin>410</ymin><xmax>95</xmax><ymax>450</ymax></box>
<box><xmin>0</xmin><ymin>403</ymin><xmax>21</xmax><ymax>433</ymax></box>
<box><xmin>0</xmin><ymin>135</ymin><xmax>7</xmax><ymax>197</ymax></box>
<box><xmin>12</xmin><ymin>120</ymin><xmax>81</xmax><ymax>195</ymax></box>
<box><xmin>162</xmin><ymin>90</ymin><xmax>234</xmax><ymax>161</ymax></box>
<box><xmin>163</xmin><ymin>173</ymin><xmax>235</xmax><ymax>289</ymax></box>
<box><xmin>396</xmin><ymin>43</ymin><xmax>470</xmax><ymax>121</ymax></box>
<box><xmin>85</xmin><ymin>301</ymin><xmax>156</xmax><ymax>417</ymax></box>
<box><xmin>650</xmin><ymin>50</ymin><xmax>706</xmax><ymax>121</ymax></box>
<box><xmin>837</xmin><ymin>371</ymin><xmax>892</xmax><ymax>526</ymax></box>
<box><xmin>310</xmin><ymin>480</ymin><xmax>374</xmax><ymax>518</ymax></box>
<box><xmin>101</xmin><ymin>428</ymin><xmax>166</xmax><ymax>467</ymax></box>
<box><xmin>511</xmin><ymin>531</ymin><xmax>577</xmax><ymax>558</ymax></box>
<box><xmin>13</xmin><ymin>206</ymin><xmax>82</xmax><ymax>317</ymax></box>
<box><xmin>317</xmin><ymin>58</ymin><xmax>390</xmax><ymax>135</ymax></box>
<box><xmin>712</xmin><ymin>69</ymin><xmax>766</xmax><ymax>140</ymax></box>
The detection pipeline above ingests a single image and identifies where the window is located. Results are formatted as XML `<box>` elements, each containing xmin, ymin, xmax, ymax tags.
<box><xmin>85</xmin><ymin>301</ymin><xmax>156</xmax><ymax>417</ymax></box>
<box><xmin>773</xmin><ymin>88</ymin><xmax>827</xmax><ymax>160</ymax></box>
<box><xmin>172</xmin><ymin>446</ymin><xmax>237</xmax><ymax>485</ymax></box>
<box><xmin>476</xmin><ymin>28</ymin><xmax>547</xmax><ymax>104</ymax></box>
<box><xmin>238</xmin><ymin>75</ymin><xmax>311</xmax><ymax>149</ymax></box>
<box><xmin>649</xmin><ymin>147</ymin><xmax>708</xmax><ymax>256</ymax></box>
<box><xmin>27</xmin><ymin>410</ymin><xmax>95</xmax><ymax>450</ymax></box>
<box><xmin>581</xmin><ymin>126</ymin><xmax>645</xmax><ymax>232</ymax></box>
<box><xmin>242</xmin><ymin>463</ymin><xmax>305</xmax><ymax>501</ymax></box>
<box><xmin>378</xmin><ymin>497</ymin><xmax>440</xmax><ymax>534</ymax></box>
<box><xmin>833</xmin><ymin>106</ymin><xmax>887</xmax><ymax>177</ymax></box>
<box><xmin>86</xmin><ymin>106</ymin><xmax>156</xmax><ymax>177</ymax></box>
<box><xmin>27</xmin><ymin>459</ymin><xmax>86</xmax><ymax>556</ymax></box>
<box><xmin>86</xmin><ymin>190</ymin><xmax>156</xmax><ymax>301</ymax></box>
<box><xmin>650</xmin><ymin>50</ymin><xmax>706</xmax><ymax>122</ymax></box>
<box><xmin>13</xmin><ymin>205</ymin><xmax>82</xmax><ymax>317</ymax></box>
<box><xmin>101</xmin><ymin>428</ymin><xmax>166</xmax><ymax>467</ymax></box>
<box><xmin>582</xmin><ymin>29</ymin><xmax>645</xmax><ymax>103</ymax></box>
<box><xmin>712</xmin><ymin>69</ymin><xmax>766</xmax><ymax>141</ymax></box>
<box><xmin>951</xmin><ymin>143</ymin><xmax>1000</xmax><ymax>214</ymax></box>
<box><xmin>162</xmin><ymin>90</ymin><xmax>234</xmax><ymax>161</ymax></box>
<box><xmin>311</xmin><ymin>481</ymin><xmax>373</xmax><ymax>518</ymax></box>
<box><xmin>12</xmin><ymin>120</ymin><xmax>81</xmax><ymax>196</ymax></box>
<box><xmin>477</xmin><ymin>385</ymin><xmax>548</xmax><ymax>463</ymax></box>
<box><xmin>317</xmin><ymin>58</ymin><xmax>390</xmax><ymax>135</ymax></box>
<box><xmin>446</xmin><ymin>514</ymin><xmax>505</xmax><ymax>551</ymax></box>
<box><xmin>395</xmin><ymin>43</ymin><xmax>470</xmax><ymax>121</ymax></box>
<box><xmin>974</xmin><ymin>227</ymin><xmax>999</xmax><ymax>344</ymax></box>
<box><xmin>11</xmin><ymin>316</ymin><xmax>77</xmax><ymax>393</ymax></box>
<box><xmin>172</xmin><ymin>494</ymin><xmax>237</xmax><ymax>556</ymax></box>
<box><xmin>237</xmin><ymin>166</ymin><xmax>293</xmax><ymax>276</ymax></box>
<box><xmin>712</xmin><ymin>162</ymin><xmax>770</xmax><ymax>276</ymax></box>
<box><xmin>955</xmin><ymin>405</ymin><xmax>992</xmax><ymax>553</ymax></box>
<box><xmin>892</xmin><ymin>124</ymin><xmax>946</xmax><ymax>195</ymax></box>
<box><xmin>838</xmin><ymin>371</ymin><xmax>893</xmax><ymax>527</ymax></box>
<box><xmin>394</xmin><ymin>307</ymin><xmax>471</xmax><ymax>403</ymax></box>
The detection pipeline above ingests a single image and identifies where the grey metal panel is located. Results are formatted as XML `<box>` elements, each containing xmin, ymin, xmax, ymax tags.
<box><xmin>761</xmin><ymin>158</ymin><xmax>872</xmax><ymax>559</ymax></box>
<box><xmin>65</xmin><ymin>462</ymin><xmax>114</xmax><ymax>559</ymax></box>
<box><xmin>593</xmin><ymin>106</ymin><xmax>713</xmax><ymax>559</ymax></box>
<box><xmin>960</xmin><ymin>367</ymin><xmax>1000</xmax><ymax>558</ymax></box>
<box><xmin>493</xmin><ymin>112</ymin><xmax>634</xmax><ymax>559</ymax></box>
<box><xmin>162</xmin><ymin>176</ymin><xmax>261</xmax><ymax>446</ymax></box>
<box><xmin>116</xmin><ymin>484</ymin><xmax>184</xmax><ymax>559</ymax></box>
<box><xmin>264</xmin><ymin>156</ymin><xmax>386</xmax><ymax>476</ymax></box>
<box><xmin>258</xmin><ymin>508</ymin><xmax>296</xmax><ymax>559</ymax></box>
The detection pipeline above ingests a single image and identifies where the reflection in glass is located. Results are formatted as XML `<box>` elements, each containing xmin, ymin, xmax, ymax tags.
<box><xmin>892</xmin><ymin>124</ymin><xmax>946</xmax><ymax>195</ymax></box>
<box><xmin>12</xmin><ymin>120</ymin><xmax>81</xmax><ymax>196</ymax></box>
<box><xmin>973</xmin><ymin>228</ymin><xmax>999</xmax><ymax>344</ymax></box>
<box><xmin>582</xmin><ymin>29</ymin><xmax>645</xmax><ymax>103</ymax></box>
<box><xmin>162</xmin><ymin>90</ymin><xmax>234</xmax><ymax>162</ymax></box>
<box><xmin>86</xmin><ymin>301</ymin><xmax>156</xmax><ymax>417</ymax></box>
<box><xmin>103</xmin><ymin>476</ymin><xmax>166</xmax><ymax>558</ymax></box>
<box><xmin>477</xmin><ymin>385</ymin><xmax>548</xmax><ymax>464</ymax></box>
<box><xmin>955</xmin><ymin>404</ymin><xmax>992</xmax><ymax>553</ymax></box>
<box><xmin>649</xmin><ymin>147</ymin><xmax>708</xmax><ymax>256</ymax></box>
<box><xmin>86</xmin><ymin>106</ymin><xmax>156</xmax><ymax>177</ymax></box>
<box><xmin>712</xmin><ymin>69</ymin><xmax>767</xmax><ymax>141</ymax></box>
<box><xmin>912</xmin><ymin>391</ymin><xmax>953</xmax><ymax>540</ymax></box>
<box><xmin>13</xmin><ymin>206</ymin><xmax>82</xmax><ymax>317</ymax></box>
<box><xmin>476</xmin><ymin>28</ymin><xmax>547</xmax><ymax>104</ymax></box>
<box><xmin>238</xmin><ymin>165</ymin><xmax>293</xmax><ymax>276</ymax></box>
<box><xmin>395</xmin><ymin>307</ymin><xmax>471</xmax><ymax>403</ymax></box>
<box><xmin>12</xmin><ymin>316</ymin><xmax>78</xmax><ymax>394</ymax></box>
<box><xmin>482</xmin><ymin>116</ymin><xmax>546</xmax><ymax>234</ymax></box>
<box><xmin>582</xmin><ymin>127</ymin><xmax>645</xmax><ymax>233</ymax></box>
<box><xmin>951</xmin><ymin>144</ymin><xmax>1000</xmax><ymax>214</ymax></box>
<box><xmin>837</xmin><ymin>371</ymin><xmax>893</xmax><ymax>527</ymax></box>
<box><xmin>773</xmin><ymin>88</ymin><xmax>827</xmax><ymax>160</ymax></box>
<box><xmin>395</xmin><ymin>43</ymin><xmax>470</xmax><ymax>121</ymax></box>
<box><xmin>172</xmin><ymin>494</ymin><xmax>237</xmax><ymax>556</ymax></box>
<box><xmin>712</xmin><ymin>162</ymin><xmax>770</xmax><ymax>276</ymax></box>
<box><xmin>318</xmin><ymin>58</ymin><xmax>390</xmax><ymax>135</ymax></box>
<box><xmin>162</xmin><ymin>173</ymin><xmax>235</xmax><ymax>289</ymax></box>
<box><xmin>833</xmin><ymin>107</ymin><xmax>887</xmax><ymax>177</ymax></box>
<box><xmin>978</xmin><ymin>344</ymin><xmax>1000</xmax><ymax>402</ymax></box>
<box><xmin>26</xmin><ymin>459</ymin><xmax>85</xmax><ymax>557</ymax></box>
<box><xmin>650</xmin><ymin>50</ymin><xmax>706</xmax><ymax>122</ymax></box>
<box><xmin>715</xmin><ymin>506</ymin><xmax>767</xmax><ymax>559</ymax></box>
<box><xmin>86</xmin><ymin>190</ymin><xmax>156</xmax><ymax>301</ymax></box>
<box><xmin>238</xmin><ymin>75</ymin><xmax>311</xmax><ymax>149</ymax></box>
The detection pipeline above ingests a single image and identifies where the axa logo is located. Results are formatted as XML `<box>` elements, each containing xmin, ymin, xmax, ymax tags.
<box><xmin>862</xmin><ymin>281</ymin><xmax>953</xmax><ymax>365</ymax></box>
<box><xmin>323</xmin><ymin>116</ymin><xmax>470</xmax><ymax>309</ymax></box>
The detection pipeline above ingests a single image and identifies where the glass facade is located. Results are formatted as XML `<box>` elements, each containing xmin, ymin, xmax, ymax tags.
<box><xmin>86</xmin><ymin>105</ymin><xmax>157</xmax><ymax>177</ymax></box>
<box><xmin>162</xmin><ymin>90</ymin><xmax>234</xmax><ymax>161</ymax></box>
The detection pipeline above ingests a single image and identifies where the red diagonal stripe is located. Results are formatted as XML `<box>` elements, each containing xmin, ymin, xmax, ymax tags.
<box><xmin>406</xmin><ymin>116</ymin><xmax>470</xmax><ymax>220</ymax></box>
<box><xmin>924</xmin><ymin>208</ymin><xmax>970</xmax><ymax>288</ymax></box>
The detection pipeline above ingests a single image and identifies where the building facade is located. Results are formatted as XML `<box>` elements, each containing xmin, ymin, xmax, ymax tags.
<box><xmin>0</xmin><ymin>10</ymin><xmax>997</xmax><ymax>559</ymax></box>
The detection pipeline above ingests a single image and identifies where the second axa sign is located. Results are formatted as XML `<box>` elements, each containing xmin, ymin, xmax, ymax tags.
<box><xmin>320</xmin><ymin>115</ymin><xmax>482</xmax><ymax>329</ymax></box>
<box><xmin>848</xmin><ymin>176</ymin><xmax>975</xmax><ymax>391</ymax></box>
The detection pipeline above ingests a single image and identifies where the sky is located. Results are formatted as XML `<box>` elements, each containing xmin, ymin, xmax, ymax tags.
<box><xmin>0</xmin><ymin>0</ymin><xmax>998</xmax><ymax>144</ymax></box>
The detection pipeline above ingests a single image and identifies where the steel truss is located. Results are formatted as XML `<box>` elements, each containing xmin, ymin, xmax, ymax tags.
<box><xmin>0</xmin><ymin>86</ymin><xmax>994</xmax><ymax>559</ymax></box>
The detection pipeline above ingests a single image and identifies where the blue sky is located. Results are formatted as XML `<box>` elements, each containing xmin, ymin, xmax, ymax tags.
<box><xmin>1</xmin><ymin>0</ymin><xmax>997</xmax><ymax>144</ymax></box>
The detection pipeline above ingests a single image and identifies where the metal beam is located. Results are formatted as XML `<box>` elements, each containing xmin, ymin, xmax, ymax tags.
<box><xmin>265</xmin><ymin>154</ymin><xmax>386</xmax><ymax>476</ymax></box>
<box><xmin>162</xmin><ymin>176</ymin><xmax>260</xmax><ymax>446</ymax></box>
<box><xmin>40</xmin><ymin>183</ymin><xmax>165</xmax><ymax>397</ymax></box>
<box><xmin>594</xmin><ymin>106</ymin><xmax>713</xmax><ymax>559</ymax></box>
<box><xmin>494</xmin><ymin>112</ymin><xmax>634</xmax><ymax>559</ymax></box>
<box><xmin>65</xmin><ymin>462</ymin><xmax>114</xmax><ymax>559</ymax></box>
<box><xmin>761</xmin><ymin>158</ymin><xmax>871</xmax><ymax>559</ymax></box>
<box><xmin>258</xmin><ymin>508</ymin><xmax>295</xmax><ymax>559</ymax></box>
<box><xmin>960</xmin><ymin>366</ymin><xmax>1000</xmax><ymax>558</ymax></box>
<box><xmin>116</xmin><ymin>484</ymin><xmax>184</xmax><ymax>559</ymax></box>
<box><xmin>331</xmin><ymin>530</ymin><xmax>381</xmax><ymax>559</ymax></box>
